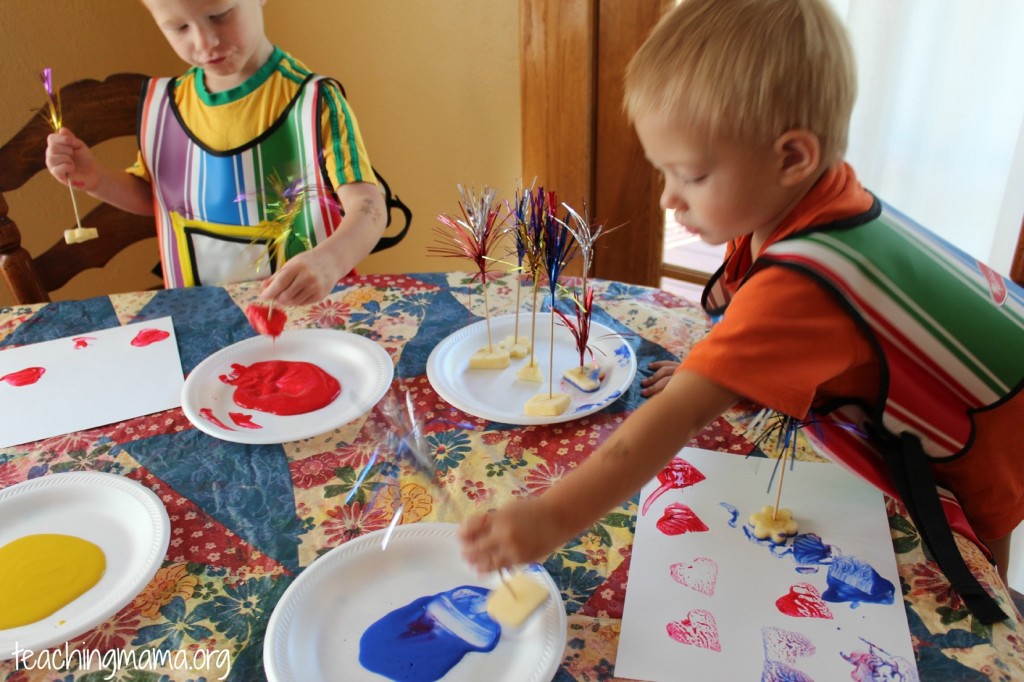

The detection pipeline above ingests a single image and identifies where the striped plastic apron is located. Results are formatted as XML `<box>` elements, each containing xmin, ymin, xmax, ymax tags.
<box><xmin>138</xmin><ymin>75</ymin><xmax>341</xmax><ymax>288</ymax></box>
<box><xmin>704</xmin><ymin>198</ymin><xmax>1024</xmax><ymax>623</ymax></box>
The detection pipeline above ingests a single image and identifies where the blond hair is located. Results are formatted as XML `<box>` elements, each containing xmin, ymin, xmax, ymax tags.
<box><xmin>624</xmin><ymin>0</ymin><xmax>856</xmax><ymax>164</ymax></box>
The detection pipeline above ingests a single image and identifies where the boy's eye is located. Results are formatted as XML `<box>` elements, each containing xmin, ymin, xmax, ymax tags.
<box><xmin>211</xmin><ymin>9</ymin><xmax>232</xmax><ymax>21</ymax></box>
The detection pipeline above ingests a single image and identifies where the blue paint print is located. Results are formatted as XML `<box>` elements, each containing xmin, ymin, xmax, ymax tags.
<box><xmin>762</xmin><ymin>660</ymin><xmax>815</xmax><ymax>682</ymax></box>
<box><xmin>719</xmin><ymin>502</ymin><xmax>739</xmax><ymax>528</ymax></box>
<box><xmin>359</xmin><ymin>585</ymin><xmax>501</xmax><ymax>682</ymax></box>
<box><xmin>822</xmin><ymin>556</ymin><xmax>895</xmax><ymax>608</ymax></box>
<box><xmin>791</xmin><ymin>533</ymin><xmax>834</xmax><ymax>566</ymax></box>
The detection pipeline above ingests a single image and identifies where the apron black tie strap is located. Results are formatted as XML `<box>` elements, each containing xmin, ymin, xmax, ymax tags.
<box><xmin>879</xmin><ymin>431</ymin><xmax>1007</xmax><ymax>624</ymax></box>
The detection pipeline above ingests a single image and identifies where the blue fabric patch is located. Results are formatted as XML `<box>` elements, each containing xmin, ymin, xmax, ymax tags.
<box><xmin>1</xmin><ymin>297</ymin><xmax>118</xmax><ymax>348</ymax></box>
<box><xmin>117</xmin><ymin>429</ymin><xmax>303</xmax><ymax>571</ymax></box>
<box><xmin>397</xmin><ymin>288</ymin><xmax>481</xmax><ymax>379</ymax></box>
<box><xmin>134</xmin><ymin>287</ymin><xmax>255</xmax><ymax>375</ymax></box>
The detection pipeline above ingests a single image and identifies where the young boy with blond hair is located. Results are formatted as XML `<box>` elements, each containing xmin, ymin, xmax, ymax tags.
<box><xmin>460</xmin><ymin>0</ymin><xmax>1024</xmax><ymax>624</ymax></box>
<box><xmin>45</xmin><ymin>0</ymin><xmax>386</xmax><ymax>305</ymax></box>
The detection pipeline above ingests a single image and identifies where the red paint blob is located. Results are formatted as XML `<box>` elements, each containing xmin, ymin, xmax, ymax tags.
<box><xmin>199</xmin><ymin>408</ymin><xmax>234</xmax><ymax>430</ymax></box>
<box><xmin>131</xmin><ymin>328</ymin><xmax>171</xmax><ymax>347</ymax></box>
<box><xmin>219</xmin><ymin>361</ymin><xmax>340</xmax><ymax>416</ymax></box>
<box><xmin>72</xmin><ymin>336</ymin><xmax>96</xmax><ymax>349</ymax></box>
<box><xmin>1</xmin><ymin>367</ymin><xmax>46</xmax><ymax>387</ymax></box>
<box><xmin>656</xmin><ymin>502</ymin><xmax>709</xmax><ymax>536</ymax></box>
<box><xmin>229</xmin><ymin>412</ymin><xmax>262</xmax><ymax>429</ymax></box>
<box><xmin>246</xmin><ymin>303</ymin><xmax>287</xmax><ymax>338</ymax></box>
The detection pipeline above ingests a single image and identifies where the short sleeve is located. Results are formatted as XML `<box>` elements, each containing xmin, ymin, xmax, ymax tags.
<box><xmin>318</xmin><ymin>80</ymin><xmax>377</xmax><ymax>190</ymax></box>
<box><xmin>680</xmin><ymin>265</ymin><xmax>877</xmax><ymax>418</ymax></box>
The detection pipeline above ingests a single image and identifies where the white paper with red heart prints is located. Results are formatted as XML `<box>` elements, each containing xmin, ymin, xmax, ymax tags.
<box><xmin>0</xmin><ymin>317</ymin><xmax>183</xmax><ymax>448</ymax></box>
<box><xmin>615</xmin><ymin>447</ymin><xmax>918</xmax><ymax>682</ymax></box>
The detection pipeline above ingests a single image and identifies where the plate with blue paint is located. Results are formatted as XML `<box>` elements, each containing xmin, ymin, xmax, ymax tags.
<box><xmin>263</xmin><ymin>522</ymin><xmax>567</xmax><ymax>682</ymax></box>
<box><xmin>427</xmin><ymin>313</ymin><xmax>636</xmax><ymax>425</ymax></box>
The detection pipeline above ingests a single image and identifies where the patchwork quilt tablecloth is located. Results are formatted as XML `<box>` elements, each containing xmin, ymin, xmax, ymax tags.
<box><xmin>1</xmin><ymin>272</ymin><xmax>1021</xmax><ymax>681</ymax></box>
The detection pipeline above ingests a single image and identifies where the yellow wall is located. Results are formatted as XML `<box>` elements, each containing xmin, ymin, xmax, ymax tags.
<box><xmin>0</xmin><ymin>0</ymin><xmax>521</xmax><ymax>307</ymax></box>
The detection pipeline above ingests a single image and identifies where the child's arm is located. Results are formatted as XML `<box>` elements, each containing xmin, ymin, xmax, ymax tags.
<box><xmin>458</xmin><ymin>369</ymin><xmax>739</xmax><ymax>571</ymax></box>
<box><xmin>259</xmin><ymin>181</ymin><xmax>386</xmax><ymax>306</ymax></box>
<box><xmin>45</xmin><ymin>129</ymin><xmax>154</xmax><ymax>216</ymax></box>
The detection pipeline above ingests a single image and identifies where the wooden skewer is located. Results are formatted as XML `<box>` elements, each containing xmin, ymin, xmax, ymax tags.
<box><xmin>772</xmin><ymin>446</ymin><xmax>789</xmax><ymax>521</ymax></box>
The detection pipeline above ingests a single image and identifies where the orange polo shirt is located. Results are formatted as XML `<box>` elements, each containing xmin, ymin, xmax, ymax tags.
<box><xmin>681</xmin><ymin>163</ymin><xmax>1024</xmax><ymax>540</ymax></box>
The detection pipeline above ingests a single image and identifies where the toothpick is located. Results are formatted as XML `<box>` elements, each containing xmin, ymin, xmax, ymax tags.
<box><xmin>499</xmin><ymin>566</ymin><xmax>517</xmax><ymax>599</ymax></box>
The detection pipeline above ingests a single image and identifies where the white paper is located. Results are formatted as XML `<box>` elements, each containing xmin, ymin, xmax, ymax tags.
<box><xmin>616</xmin><ymin>447</ymin><xmax>918</xmax><ymax>682</ymax></box>
<box><xmin>0</xmin><ymin>317</ymin><xmax>183</xmax><ymax>448</ymax></box>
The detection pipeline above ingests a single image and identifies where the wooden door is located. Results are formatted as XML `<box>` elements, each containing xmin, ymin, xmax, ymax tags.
<box><xmin>520</xmin><ymin>0</ymin><xmax>669</xmax><ymax>286</ymax></box>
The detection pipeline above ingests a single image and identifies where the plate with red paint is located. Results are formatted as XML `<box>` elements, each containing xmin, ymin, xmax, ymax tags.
<box><xmin>426</xmin><ymin>313</ymin><xmax>637</xmax><ymax>425</ymax></box>
<box><xmin>263</xmin><ymin>522</ymin><xmax>567</xmax><ymax>682</ymax></box>
<box><xmin>181</xmin><ymin>329</ymin><xmax>394</xmax><ymax>444</ymax></box>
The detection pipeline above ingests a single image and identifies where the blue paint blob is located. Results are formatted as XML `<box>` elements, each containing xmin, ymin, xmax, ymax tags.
<box><xmin>359</xmin><ymin>585</ymin><xmax>501</xmax><ymax>681</ymax></box>
<box><xmin>791</xmin><ymin>533</ymin><xmax>833</xmax><ymax>566</ymax></box>
<box><xmin>720</xmin><ymin>502</ymin><xmax>739</xmax><ymax>527</ymax></box>
<box><xmin>822</xmin><ymin>556</ymin><xmax>895</xmax><ymax>607</ymax></box>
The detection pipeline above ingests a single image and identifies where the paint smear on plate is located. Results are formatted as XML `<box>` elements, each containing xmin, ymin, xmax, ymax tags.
<box><xmin>229</xmin><ymin>412</ymin><xmax>262</xmax><ymax>429</ymax></box>
<box><xmin>359</xmin><ymin>585</ymin><xmax>501</xmax><ymax>682</ymax></box>
<box><xmin>199</xmin><ymin>408</ymin><xmax>233</xmax><ymax>431</ymax></box>
<box><xmin>219</xmin><ymin>361</ymin><xmax>340</xmax><ymax>415</ymax></box>
<box><xmin>72</xmin><ymin>336</ymin><xmax>96</xmax><ymax>349</ymax></box>
<box><xmin>0</xmin><ymin>534</ymin><xmax>106</xmax><ymax>629</ymax></box>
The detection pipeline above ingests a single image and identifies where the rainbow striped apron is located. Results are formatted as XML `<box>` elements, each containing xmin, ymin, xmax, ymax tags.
<box><xmin>138</xmin><ymin>75</ymin><xmax>341</xmax><ymax>288</ymax></box>
<box><xmin>704</xmin><ymin>198</ymin><xmax>1024</xmax><ymax>623</ymax></box>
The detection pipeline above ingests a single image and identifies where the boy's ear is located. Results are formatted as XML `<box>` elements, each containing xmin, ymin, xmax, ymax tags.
<box><xmin>774</xmin><ymin>130</ymin><xmax>821</xmax><ymax>187</ymax></box>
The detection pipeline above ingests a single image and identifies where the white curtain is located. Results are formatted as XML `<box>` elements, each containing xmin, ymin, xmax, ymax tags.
<box><xmin>828</xmin><ymin>0</ymin><xmax>1024</xmax><ymax>272</ymax></box>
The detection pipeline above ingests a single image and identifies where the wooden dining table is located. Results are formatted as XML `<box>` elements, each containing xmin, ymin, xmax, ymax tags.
<box><xmin>1</xmin><ymin>271</ymin><xmax>1022</xmax><ymax>681</ymax></box>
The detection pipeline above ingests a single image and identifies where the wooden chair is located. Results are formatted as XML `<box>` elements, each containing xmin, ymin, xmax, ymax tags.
<box><xmin>0</xmin><ymin>73</ymin><xmax>156</xmax><ymax>305</ymax></box>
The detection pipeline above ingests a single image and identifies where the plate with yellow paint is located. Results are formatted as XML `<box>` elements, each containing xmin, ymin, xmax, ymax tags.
<box><xmin>0</xmin><ymin>472</ymin><xmax>170</xmax><ymax>660</ymax></box>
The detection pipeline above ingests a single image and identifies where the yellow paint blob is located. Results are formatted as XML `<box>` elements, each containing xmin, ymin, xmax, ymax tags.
<box><xmin>0</xmin><ymin>534</ymin><xmax>106</xmax><ymax>630</ymax></box>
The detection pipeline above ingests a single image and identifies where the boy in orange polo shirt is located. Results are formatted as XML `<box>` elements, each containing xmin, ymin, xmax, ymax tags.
<box><xmin>460</xmin><ymin>0</ymin><xmax>1024</xmax><ymax>624</ymax></box>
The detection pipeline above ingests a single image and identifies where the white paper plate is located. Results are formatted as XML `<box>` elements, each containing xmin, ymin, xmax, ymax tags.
<box><xmin>0</xmin><ymin>472</ymin><xmax>170</xmax><ymax>660</ymax></box>
<box><xmin>264</xmin><ymin>522</ymin><xmax>567</xmax><ymax>682</ymax></box>
<box><xmin>181</xmin><ymin>329</ymin><xmax>394</xmax><ymax>444</ymax></box>
<box><xmin>426</xmin><ymin>313</ymin><xmax>636</xmax><ymax>425</ymax></box>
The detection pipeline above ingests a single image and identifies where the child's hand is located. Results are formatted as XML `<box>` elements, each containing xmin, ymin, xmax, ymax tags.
<box><xmin>458</xmin><ymin>497</ymin><xmax>567</xmax><ymax>572</ymax></box>
<box><xmin>641</xmin><ymin>360</ymin><xmax>680</xmax><ymax>397</ymax></box>
<box><xmin>259</xmin><ymin>248</ymin><xmax>342</xmax><ymax>306</ymax></box>
<box><xmin>45</xmin><ymin>128</ymin><xmax>100</xmax><ymax>191</ymax></box>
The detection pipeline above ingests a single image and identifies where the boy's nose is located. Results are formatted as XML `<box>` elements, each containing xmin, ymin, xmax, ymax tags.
<box><xmin>660</xmin><ymin>186</ymin><xmax>687</xmax><ymax>213</ymax></box>
<box><xmin>195</xmin><ymin>25</ymin><xmax>220</xmax><ymax>51</ymax></box>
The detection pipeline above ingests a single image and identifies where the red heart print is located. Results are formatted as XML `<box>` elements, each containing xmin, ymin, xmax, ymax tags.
<box><xmin>246</xmin><ymin>303</ymin><xmax>287</xmax><ymax>338</ymax></box>
<box><xmin>669</xmin><ymin>557</ymin><xmax>718</xmax><ymax>596</ymax></box>
<box><xmin>641</xmin><ymin>457</ymin><xmax>706</xmax><ymax>515</ymax></box>
<box><xmin>666</xmin><ymin>609</ymin><xmax>721</xmax><ymax>652</ymax></box>
<box><xmin>656</xmin><ymin>502</ymin><xmax>709</xmax><ymax>536</ymax></box>
<box><xmin>775</xmin><ymin>583</ymin><xmax>834</xmax><ymax>619</ymax></box>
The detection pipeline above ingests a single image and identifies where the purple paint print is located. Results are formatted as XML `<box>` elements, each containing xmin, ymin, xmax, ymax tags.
<box><xmin>666</xmin><ymin>609</ymin><xmax>720</xmax><ymax>652</ymax></box>
<box><xmin>841</xmin><ymin>638</ymin><xmax>919</xmax><ymax>681</ymax></box>
<box><xmin>761</xmin><ymin>625</ymin><xmax>816</xmax><ymax>665</ymax></box>
<box><xmin>640</xmin><ymin>456</ymin><xmax>706</xmax><ymax>515</ymax></box>
<box><xmin>762</xmin><ymin>661</ymin><xmax>816</xmax><ymax>682</ymax></box>
<box><xmin>670</xmin><ymin>557</ymin><xmax>718</xmax><ymax>596</ymax></box>
<box><xmin>1</xmin><ymin>367</ymin><xmax>45</xmax><ymax>387</ymax></box>
<box><xmin>822</xmin><ymin>556</ymin><xmax>895</xmax><ymax>608</ymax></box>
<box><xmin>359</xmin><ymin>585</ymin><xmax>500</xmax><ymax>682</ymax></box>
